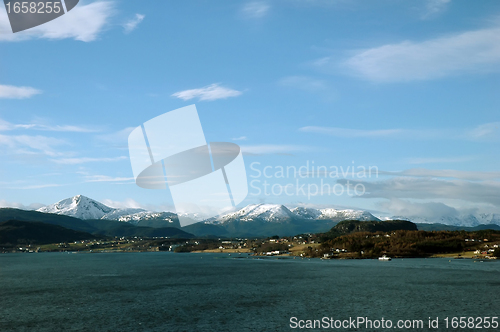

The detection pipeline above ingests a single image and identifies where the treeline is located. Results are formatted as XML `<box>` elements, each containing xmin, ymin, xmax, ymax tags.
<box><xmin>309</xmin><ymin>229</ymin><xmax>500</xmax><ymax>258</ymax></box>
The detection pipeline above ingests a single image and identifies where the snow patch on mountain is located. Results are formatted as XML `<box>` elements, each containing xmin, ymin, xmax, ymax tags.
<box><xmin>208</xmin><ymin>204</ymin><xmax>296</xmax><ymax>224</ymax></box>
<box><xmin>37</xmin><ymin>195</ymin><xmax>179</xmax><ymax>226</ymax></box>
<box><xmin>37</xmin><ymin>195</ymin><xmax>115</xmax><ymax>220</ymax></box>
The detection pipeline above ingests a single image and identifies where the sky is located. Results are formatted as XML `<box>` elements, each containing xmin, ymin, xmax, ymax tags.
<box><xmin>0</xmin><ymin>0</ymin><xmax>499</xmax><ymax>219</ymax></box>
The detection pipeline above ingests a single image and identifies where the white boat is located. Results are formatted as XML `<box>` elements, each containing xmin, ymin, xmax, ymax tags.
<box><xmin>378</xmin><ymin>255</ymin><xmax>391</xmax><ymax>261</ymax></box>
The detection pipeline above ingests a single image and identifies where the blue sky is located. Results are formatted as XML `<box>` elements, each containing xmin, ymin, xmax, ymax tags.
<box><xmin>1</xmin><ymin>0</ymin><xmax>499</xmax><ymax>219</ymax></box>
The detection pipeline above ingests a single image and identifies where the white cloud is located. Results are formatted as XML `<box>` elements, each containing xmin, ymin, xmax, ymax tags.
<box><xmin>84</xmin><ymin>175</ymin><xmax>134</xmax><ymax>182</ymax></box>
<box><xmin>0</xmin><ymin>118</ymin><xmax>98</xmax><ymax>133</ymax></box>
<box><xmin>406</xmin><ymin>156</ymin><xmax>474</xmax><ymax>165</ymax></box>
<box><xmin>0</xmin><ymin>200</ymin><xmax>44</xmax><ymax>209</ymax></box>
<box><xmin>422</xmin><ymin>0</ymin><xmax>451</xmax><ymax>19</ymax></box>
<box><xmin>0</xmin><ymin>85</ymin><xmax>41</xmax><ymax>99</ymax></box>
<box><xmin>0</xmin><ymin>134</ymin><xmax>66</xmax><ymax>156</ymax></box>
<box><xmin>339</xmin><ymin>177</ymin><xmax>500</xmax><ymax>206</ymax></box>
<box><xmin>300</xmin><ymin>123</ymin><xmax>500</xmax><ymax>141</ymax></box>
<box><xmin>7</xmin><ymin>183</ymin><xmax>65</xmax><ymax>190</ymax></box>
<box><xmin>378</xmin><ymin>169</ymin><xmax>500</xmax><ymax>181</ymax></box>
<box><xmin>96</xmin><ymin>127</ymin><xmax>135</xmax><ymax>146</ymax></box>
<box><xmin>52</xmin><ymin>156</ymin><xmax>127</xmax><ymax>165</ymax></box>
<box><xmin>172</xmin><ymin>83</ymin><xmax>242</xmax><ymax>101</ymax></box>
<box><xmin>380</xmin><ymin>198</ymin><xmax>459</xmax><ymax>219</ymax></box>
<box><xmin>468</xmin><ymin>122</ymin><xmax>500</xmax><ymax>140</ymax></box>
<box><xmin>0</xmin><ymin>1</ymin><xmax>114</xmax><ymax>42</ymax></box>
<box><xmin>340</xmin><ymin>25</ymin><xmax>500</xmax><ymax>82</ymax></box>
<box><xmin>241</xmin><ymin>2</ymin><xmax>270</xmax><ymax>19</ymax></box>
<box><xmin>101</xmin><ymin>198</ymin><xmax>144</xmax><ymax>209</ymax></box>
<box><xmin>240</xmin><ymin>144</ymin><xmax>311</xmax><ymax>155</ymax></box>
<box><xmin>232</xmin><ymin>136</ymin><xmax>247</xmax><ymax>141</ymax></box>
<box><xmin>299</xmin><ymin>126</ymin><xmax>403</xmax><ymax>138</ymax></box>
<box><xmin>279</xmin><ymin>76</ymin><xmax>336</xmax><ymax>99</ymax></box>
<box><xmin>123</xmin><ymin>13</ymin><xmax>145</xmax><ymax>33</ymax></box>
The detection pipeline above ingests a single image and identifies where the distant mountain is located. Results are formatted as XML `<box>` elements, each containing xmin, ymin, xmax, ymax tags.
<box><xmin>38</xmin><ymin>195</ymin><xmax>181</xmax><ymax>228</ymax></box>
<box><xmin>393</xmin><ymin>213</ymin><xmax>500</xmax><ymax>228</ymax></box>
<box><xmin>0</xmin><ymin>208</ymin><xmax>193</xmax><ymax>239</ymax></box>
<box><xmin>207</xmin><ymin>204</ymin><xmax>379</xmax><ymax>225</ymax></box>
<box><xmin>416</xmin><ymin>223</ymin><xmax>500</xmax><ymax>232</ymax></box>
<box><xmin>207</xmin><ymin>204</ymin><xmax>297</xmax><ymax>224</ymax></box>
<box><xmin>37</xmin><ymin>195</ymin><xmax>115</xmax><ymax>219</ymax></box>
<box><xmin>291</xmin><ymin>207</ymin><xmax>380</xmax><ymax>222</ymax></box>
<box><xmin>0</xmin><ymin>220</ymin><xmax>99</xmax><ymax>246</ymax></box>
<box><xmin>197</xmin><ymin>204</ymin><xmax>380</xmax><ymax>237</ymax></box>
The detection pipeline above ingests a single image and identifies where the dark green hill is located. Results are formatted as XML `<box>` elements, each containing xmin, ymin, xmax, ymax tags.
<box><xmin>0</xmin><ymin>220</ymin><xmax>99</xmax><ymax>246</ymax></box>
<box><xmin>182</xmin><ymin>223</ymin><xmax>229</xmax><ymax>237</ymax></box>
<box><xmin>72</xmin><ymin>219</ymin><xmax>194</xmax><ymax>238</ymax></box>
<box><xmin>0</xmin><ymin>208</ymin><xmax>96</xmax><ymax>233</ymax></box>
<box><xmin>0</xmin><ymin>209</ymin><xmax>194</xmax><ymax>238</ymax></box>
<box><xmin>335</xmin><ymin>219</ymin><xmax>417</xmax><ymax>233</ymax></box>
<box><xmin>321</xmin><ymin>219</ymin><xmax>417</xmax><ymax>240</ymax></box>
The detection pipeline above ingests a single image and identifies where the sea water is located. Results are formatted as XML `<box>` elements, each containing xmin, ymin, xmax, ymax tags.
<box><xmin>1</xmin><ymin>253</ymin><xmax>498</xmax><ymax>331</ymax></box>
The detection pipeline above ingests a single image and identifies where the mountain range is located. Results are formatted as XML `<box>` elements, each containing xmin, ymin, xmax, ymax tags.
<box><xmin>29</xmin><ymin>195</ymin><xmax>500</xmax><ymax>237</ymax></box>
<box><xmin>36</xmin><ymin>195</ymin><xmax>500</xmax><ymax>228</ymax></box>
<box><xmin>1</xmin><ymin>194</ymin><xmax>499</xmax><ymax>239</ymax></box>
<box><xmin>38</xmin><ymin>195</ymin><xmax>181</xmax><ymax>228</ymax></box>
<box><xmin>34</xmin><ymin>195</ymin><xmax>384</xmax><ymax>236</ymax></box>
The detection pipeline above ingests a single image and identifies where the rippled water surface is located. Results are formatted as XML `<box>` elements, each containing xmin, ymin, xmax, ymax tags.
<box><xmin>1</xmin><ymin>253</ymin><xmax>498</xmax><ymax>331</ymax></box>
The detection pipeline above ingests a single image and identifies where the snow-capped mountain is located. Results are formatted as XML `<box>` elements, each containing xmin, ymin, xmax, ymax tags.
<box><xmin>205</xmin><ymin>204</ymin><xmax>379</xmax><ymax>225</ymax></box>
<box><xmin>207</xmin><ymin>204</ymin><xmax>297</xmax><ymax>224</ymax></box>
<box><xmin>292</xmin><ymin>207</ymin><xmax>380</xmax><ymax>222</ymax></box>
<box><xmin>290</xmin><ymin>207</ymin><xmax>322</xmax><ymax>220</ymax></box>
<box><xmin>37</xmin><ymin>195</ymin><xmax>180</xmax><ymax>227</ymax></box>
<box><xmin>101</xmin><ymin>211</ymin><xmax>178</xmax><ymax>224</ymax></box>
<box><xmin>37</xmin><ymin>195</ymin><xmax>117</xmax><ymax>220</ymax></box>
<box><xmin>393</xmin><ymin>213</ymin><xmax>500</xmax><ymax>227</ymax></box>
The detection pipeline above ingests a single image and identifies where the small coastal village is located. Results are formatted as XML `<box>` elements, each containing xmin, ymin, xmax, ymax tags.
<box><xmin>9</xmin><ymin>230</ymin><xmax>500</xmax><ymax>260</ymax></box>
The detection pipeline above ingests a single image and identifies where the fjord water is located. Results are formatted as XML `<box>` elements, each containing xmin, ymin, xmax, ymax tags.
<box><xmin>1</xmin><ymin>253</ymin><xmax>498</xmax><ymax>332</ymax></box>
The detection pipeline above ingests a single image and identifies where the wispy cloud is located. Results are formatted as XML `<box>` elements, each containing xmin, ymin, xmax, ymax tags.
<box><xmin>0</xmin><ymin>1</ymin><xmax>114</xmax><ymax>42</ymax></box>
<box><xmin>84</xmin><ymin>175</ymin><xmax>134</xmax><ymax>183</ymax></box>
<box><xmin>123</xmin><ymin>13</ymin><xmax>145</xmax><ymax>33</ymax></box>
<box><xmin>380</xmin><ymin>198</ymin><xmax>460</xmax><ymax>219</ymax></box>
<box><xmin>0</xmin><ymin>134</ymin><xmax>66</xmax><ymax>156</ymax></box>
<box><xmin>336</xmin><ymin>24</ymin><xmax>500</xmax><ymax>82</ymax></box>
<box><xmin>378</xmin><ymin>168</ymin><xmax>500</xmax><ymax>181</ymax></box>
<box><xmin>7</xmin><ymin>183</ymin><xmax>65</xmax><ymax>190</ymax></box>
<box><xmin>0</xmin><ymin>199</ymin><xmax>44</xmax><ymax>209</ymax></box>
<box><xmin>240</xmin><ymin>144</ymin><xmax>311</xmax><ymax>155</ymax></box>
<box><xmin>406</xmin><ymin>156</ymin><xmax>474</xmax><ymax>165</ymax></box>
<box><xmin>52</xmin><ymin>156</ymin><xmax>127</xmax><ymax>165</ymax></box>
<box><xmin>279</xmin><ymin>76</ymin><xmax>336</xmax><ymax>100</ymax></box>
<box><xmin>300</xmin><ymin>123</ymin><xmax>500</xmax><ymax>141</ymax></box>
<box><xmin>96</xmin><ymin>127</ymin><xmax>135</xmax><ymax>146</ymax></box>
<box><xmin>299</xmin><ymin>126</ymin><xmax>403</xmax><ymax>138</ymax></box>
<box><xmin>232</xmin><ymin>136</ymin><xmax>247</xmax><ymax>141</ymax></box>
<box><xmin>340</xmin><ymin>177</ymin><xmax>500</xmax><ymax>206</ymax></box>
<box><xmin>467</xmin><ymin>122</ymin><xmax>500</xmax><ymax>140</ymax></box>
<box><xmin>241</xmin><ymin>1</ymin><xmax>270</xmax><ymax>19</ymax></box>
<box><xmin>172</xmin><ymin>83</ymin><xmax>242</xmax><ymax>101</ymax></box>
<box><xmin>0</xmin><ymin>118</ymin><xmax>98</xmax><ymax>133</ymax></box>
<box><xmin>422</xmin><ymin>0</ymin><xmax>451</xmax><ymax>20</ymax></box>
<box><xmin>101</xmin><ymin>198</ymin><xmax>144</xmax><ymax>209</ymax></box>
<box><xmin>0</xmin><ymin>84</ymin><xmax>41</xmax><ymax>99</ymax></box>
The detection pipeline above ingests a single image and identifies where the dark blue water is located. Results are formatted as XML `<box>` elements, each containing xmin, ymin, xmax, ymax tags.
<box><xmin>0</xmin><ymin>253</ymin><xmax>498</xmax><ymax>331</ymax></box>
